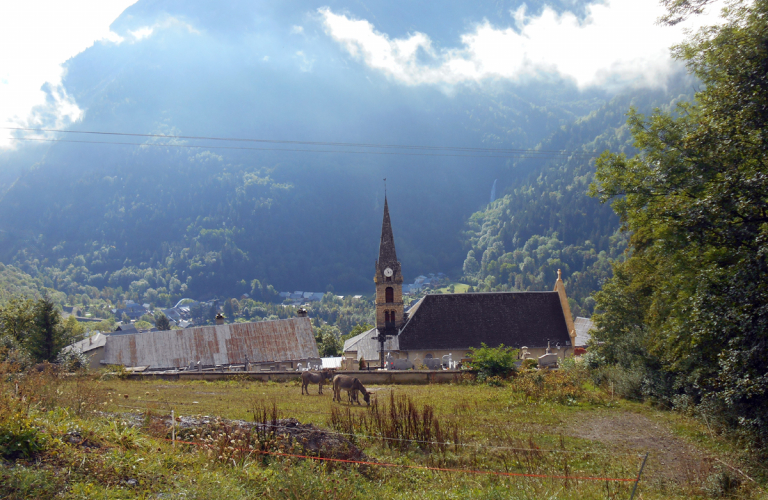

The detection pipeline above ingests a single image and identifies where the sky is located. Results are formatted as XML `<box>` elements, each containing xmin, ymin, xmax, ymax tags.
<box><xmin>0</xmin><ymin>0</ymin><xmax>726</xmax><ymax>149</ymax></box>
<box><xmin>0</xmin><ymin>0</ymin><xmax>138</xmax><ymax>148</ymax></box>
<box><xmin>319</xmin><ymin>0</ymin><xmax>725</xmax><ymax>89</ymax></box>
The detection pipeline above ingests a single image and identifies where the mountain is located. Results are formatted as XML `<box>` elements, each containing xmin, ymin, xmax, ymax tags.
<box><xmin>459</xmin><ymin>75</ymin><xmax>695</xmax><ymax>316</ymax></box>
<box><xmin>0</xmin><ymin>0</ymin><xmax>690</xmax><ymax>307</ymax></box>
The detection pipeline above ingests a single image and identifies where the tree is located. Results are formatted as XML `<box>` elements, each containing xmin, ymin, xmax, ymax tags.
<box><xmin>223</xmin><ymin>299</ymin><xmax>235</xmax><ymax>320</ymax></box>
<box><xmin>464</xmin><ymin>343</ymin><xmax>519</xmax><ymax>379</ymax></box>
<box><xmin>121</xmin><ymin>312</ymin><xmax>131</xmax><ymax>324</ymax></box>
<box><xmin>155</xmin><ymin>313</ymin><xmax>171</xmax><ymax>331</ymax></box>
<box><xmin>26</xmin><ymin>296</ymin><xmax>72</xmax><ymax>363</ymax></box>
<box><xmin>590</xmin><ymin>0</ymin><xmax>768</xmax><ymax>445</ymax></box>
<box><xmin>342</xmin><ymin>322</ymin><xmax>372</xmax><ymax>342</ymax></box>
<box><xmin>314</xmin><ymin>324</ymin><xmax>342</xmax><ymax>357</ymax></box>
<box><xmin>0</xmin><ymin>296</ymin><xmax>35</xmax><ymax>343</ymax></box>
<box><xmin>62</xmin><ymin>315</ymin><xmax>85</xmax><ymax>340</ymax></box>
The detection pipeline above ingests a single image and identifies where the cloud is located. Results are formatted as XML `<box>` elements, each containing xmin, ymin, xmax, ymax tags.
<box><xmin>295</xmin><ymin>50</ymin><xmax>315</xmax><ymax>72</ymax></box>
<box><xmin>0</xmin><ymin>0</ymin><xmax>138</xmax><ymax>149</ymax></box>
<box><xmin>319</xmin><ymin>0</ymin><xmax>725</xmax><ymax>89</ymax></box>
<box><xmin>291</xmin><ymin>25</ymin><xmax>304</xmax><ymax>34</ymax></box>
<box><xmin>127</xmin><ymin>17</ymin><xmax>200</xmax><ymax>42</ymax></box>
<box><xmin>129</xmin><ymin>26</ymin><xmax>154</xmax><ymax>40</ymax></box>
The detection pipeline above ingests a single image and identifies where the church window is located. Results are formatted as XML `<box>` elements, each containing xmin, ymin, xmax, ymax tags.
<box><xmin>384</xmin><ymin>311</ymin><xmax>390</xmax><ymax>322</ymax></box>
<box><xmin>386</xmin><ymin>276</ymin><xmax>392</xmax><ymax>282</ymax></box>
<box><xmin>385</xmin><ymin>287</ymin><xmax>394</xmax><ymax>303</ymax></box>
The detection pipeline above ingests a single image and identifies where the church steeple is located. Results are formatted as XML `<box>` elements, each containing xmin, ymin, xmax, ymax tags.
<box><xmin>378</xmin><ymin>196</ymin><xmax>398</xmax><ymax>268</ymax></box>
<box><xmin>374</xmin><ymin>195</ymin><xmax>404</xmax><ymax>338</ymax></box>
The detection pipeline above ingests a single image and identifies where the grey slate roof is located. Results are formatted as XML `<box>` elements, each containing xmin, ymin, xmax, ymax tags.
<box><xmin>573</xmin><ymin>317</ymin><xmax>595</xmax><ymax>347</ymax></box>
<box><xmin>397</xmin><ymin>291</ymin><xmax>571</xmax><ymax>351</ymax></box>
<box><xmin>62</xmin><ymin>332</ymin><xmax>108</xmax><ymax>354</ymax></box>
<box><xmin>342</xmin><ymin>327</ymin><xmax>399</xmax><ymax>361</ymax></box>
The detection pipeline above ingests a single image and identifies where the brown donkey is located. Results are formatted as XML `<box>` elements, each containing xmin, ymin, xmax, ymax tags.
<box><xmin>332</xmin><ymin>374</ymin><xmax>370</xmax><ymax>405</ymax></box>
<box><xmin>301</xmin><ymin>370</ymin><xmax>332</xmax><ymax>395</ymax></box>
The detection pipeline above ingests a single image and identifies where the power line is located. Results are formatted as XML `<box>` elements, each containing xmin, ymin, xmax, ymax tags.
<box><xmin>7</xmin><ymin>136</ymin><xmax>590</xmax><ymax>160</ymax></box>
<box><xmin>3</xmin><ymin>126</ymin><xmax>598</xmax><ymax>158</ymax></box>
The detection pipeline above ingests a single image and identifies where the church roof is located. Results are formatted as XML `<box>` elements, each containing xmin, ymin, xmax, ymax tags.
<box><xmin>398</xmin><ymin>291</ymin><xmax>571</xmax><ymax>351</ymax></box>
<box><xmin>378</xmin><ymin>196</ymin><xmax>398</xmax><ymax>266</ymax></box>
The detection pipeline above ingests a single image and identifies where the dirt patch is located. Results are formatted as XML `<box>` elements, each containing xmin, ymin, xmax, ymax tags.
<box><xmin>567</xmin><ymin>411</ymin><xmax>712</xmax><ymax>485</ymax></box>
<box><xmin>172</xmin><ymin>415</ymin><xmax>369</xmax><ymax>462</ymax></box>
<box><xmin>110</xmin><ymin>412</ymin><xmax>369</xmax><ymax>463</ymax></box>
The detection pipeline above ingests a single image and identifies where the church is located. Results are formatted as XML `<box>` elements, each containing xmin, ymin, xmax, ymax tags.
<box><xmin>342</xmin><ymin>196</ymin><xmax>577</xmax><ymax>368</ymax></box>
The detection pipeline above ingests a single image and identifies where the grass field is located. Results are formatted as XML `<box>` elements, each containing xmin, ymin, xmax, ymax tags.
<box><xmin>1</xmin><ymin>369</ymin><xmax>766</xmax><ymax>499</ymax></box>
<box><xmin>432</xmin><ymin>283</ymin><xmax>471</xmax><ymax>294</ymax></box>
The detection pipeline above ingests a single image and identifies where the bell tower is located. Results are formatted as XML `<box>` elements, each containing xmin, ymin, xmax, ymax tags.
<box><xmin>374</xmin><ymin>196</ymin><xmax>404</xmax><ymax>335</ymax></box>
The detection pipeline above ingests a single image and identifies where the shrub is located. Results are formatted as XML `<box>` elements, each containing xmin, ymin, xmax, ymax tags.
<box><xmin>521</xmin><ymin>359</ymin><xmax>538</xmax><ymax>370</ymax></box>
<box><xmin>464</xmin><ymin>343</ymin><xmax>519</xmax><ymax>380</ymax></box>
<box><xmin>591</xmin><ymin>364</ymin><xmax>646</xmax><ymax>401</ymax></box>
<box><xmin>0</xmin><ymin>419</ymin><xmax>47</xmax><ymax>460</ymax></box>
<box><xmin>56</xmin><ymin>347</ymin><xmax>89</xmax><ymax>372</ymax></box>
<box><xmin>0</xmin><ymin>391</ymin><xmax>47</xmax><ymax>460</ymax></box>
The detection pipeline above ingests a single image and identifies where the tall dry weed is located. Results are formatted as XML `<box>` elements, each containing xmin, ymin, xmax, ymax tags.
<box><xmin>329</xmin><ymin>391</ymin><xmax>461</xmax><ymax>452</ymax></box>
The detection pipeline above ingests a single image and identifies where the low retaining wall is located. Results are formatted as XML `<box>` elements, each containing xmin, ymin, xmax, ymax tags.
<box><xmin>125</xmin><ymin>370</ymin><xmax>468</xmax><ymax>384</ymax></box>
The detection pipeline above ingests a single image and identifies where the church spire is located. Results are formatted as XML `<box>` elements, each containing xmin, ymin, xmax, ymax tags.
<box><xmin>378</xmin><ymin>195</ymin><xmax>398</xmax><ymax>266</ymax></box>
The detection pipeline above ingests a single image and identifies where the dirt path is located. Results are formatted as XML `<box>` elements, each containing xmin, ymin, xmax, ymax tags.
<box><xmin>567</xmin><ymin>411</ymin><xmax>712</xmax><ymax>486</ymax></box>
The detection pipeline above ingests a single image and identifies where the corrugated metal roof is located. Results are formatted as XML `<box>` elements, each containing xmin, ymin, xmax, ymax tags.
<box><xmin>103</xmin><ymin>317</ymin><xmax>318</xmax><ymax>368</ymax></box>
<box><xmin>574</xmin><ymin>317</ymin><xmax>594</xmax><ymax>347</ymax></box>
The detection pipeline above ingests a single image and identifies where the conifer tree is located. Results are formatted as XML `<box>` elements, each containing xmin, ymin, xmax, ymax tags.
<box><xmin>26</xmin><ymin>296</ymin><xmax>70</xmax><ymax>363</ymax></box>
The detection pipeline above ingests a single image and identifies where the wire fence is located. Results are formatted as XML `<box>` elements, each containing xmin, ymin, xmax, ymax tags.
<box><xmin>116</xmin><ymin>399</ymin><xmax>637</xmax><ymax>457</ymax></box>
<box><xmin>162</xmin><ymin>436</ymin><xmax>641</xmax><ymax>484</ymax></box>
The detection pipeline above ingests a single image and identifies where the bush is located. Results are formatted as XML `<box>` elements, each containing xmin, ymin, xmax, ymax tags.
<box><xmin>0</xmin><ymin>420</ymin><xmax>47</xmax><ymax>460</ymax></box>
<box><xmin>464</xmin><ymin>343</ymin><xmax>519</xmax><ymax>380</ymax></box>
<box><xmin>591</xmin><ymin>364</ymin><xmax>646</xmax><ymax>401</ymax></box>
<box><xmin>521</xmin><ymin>358</ymin><xmax>538</xmax><ymax>370</ymax></box>
<box><xmin>0</xmin><ymin>336</ymin><xmax>32</xmax><ymax>373</ymax></box>
<box><xmin>0</xmin><ymin>391</ymin><xmax>47</xmax><ymax>460</ymax></box>
<box><xmin>56</xmin><ymin>347</ymin><xmax>89</xmax><ymax>372</ymax></box>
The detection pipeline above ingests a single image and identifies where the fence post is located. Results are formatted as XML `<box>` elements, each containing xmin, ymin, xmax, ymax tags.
<box><xmin>630</xmin><ymin>453</ymin><xmax>649</xmax><ymax>500</ymax></box>
<box><xmin>171</xmin><ymin>410</ymin><xmax>176</xmax><ymax>447</ymax></box>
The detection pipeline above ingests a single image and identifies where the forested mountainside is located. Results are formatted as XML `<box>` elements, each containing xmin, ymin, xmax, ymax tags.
<box><xmin>460</xmin><ymin>77</ymin><xmax>694</xmax><ymax>317</ymax></box>
<box><xmin>0</xmin><ymin>0</ymin><xmax>692</xmax><ymax>308</ymax></box>
<box><xmin>0</xmin><ymin>79</ymin><xmax>692</xmax><ymax>308</ymax></box>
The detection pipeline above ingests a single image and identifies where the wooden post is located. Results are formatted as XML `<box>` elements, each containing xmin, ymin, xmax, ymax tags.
<box><xmin>630</xmin><ymin>453</ymin><xmax>649</xmax><ymax>500</ymax></box>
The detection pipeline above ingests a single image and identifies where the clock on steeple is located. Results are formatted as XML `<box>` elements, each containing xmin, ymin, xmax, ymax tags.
<box><xmin>375</xmin><ymin>196</ymin><xmax>404</xmax><ymax>334</ymax></box>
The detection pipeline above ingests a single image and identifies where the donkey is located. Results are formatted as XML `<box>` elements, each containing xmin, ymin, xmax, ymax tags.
<box><xmin>332</xmin><ymin>374</ymin><xmax>370</xmax><ymax>406</ymax></box>
<box><xmin>301</xmin><ymin>370</ymin><xmax>332</xmax><ymax>395</ymax></box>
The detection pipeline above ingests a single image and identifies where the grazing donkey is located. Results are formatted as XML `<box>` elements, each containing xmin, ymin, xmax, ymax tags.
<box><xmin>332</xmin><ymin>374</ymin><xmax>370</xmax><ymax>406</ymax></box>
<box><xmin>301</xmin><ymin>370</ymin><xmax>332</xmax><ymax>395</ymax></box>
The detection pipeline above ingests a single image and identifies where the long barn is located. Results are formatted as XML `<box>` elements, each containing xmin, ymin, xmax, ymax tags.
<box><xmin>102</xmin><ymin>317</ymin><xmax>318</xmax><ymax>370</ymax></box>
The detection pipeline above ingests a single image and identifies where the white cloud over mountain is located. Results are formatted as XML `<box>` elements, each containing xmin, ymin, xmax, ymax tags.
<box><xmin>320</xmin><ymin>0</ymin><xmax>725</xmax><ymax>89</ymax></box>
<box><xmin>0</xmin><ymin>0</ymin><xmax>138</xmax><ymax>148</ymax></box>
